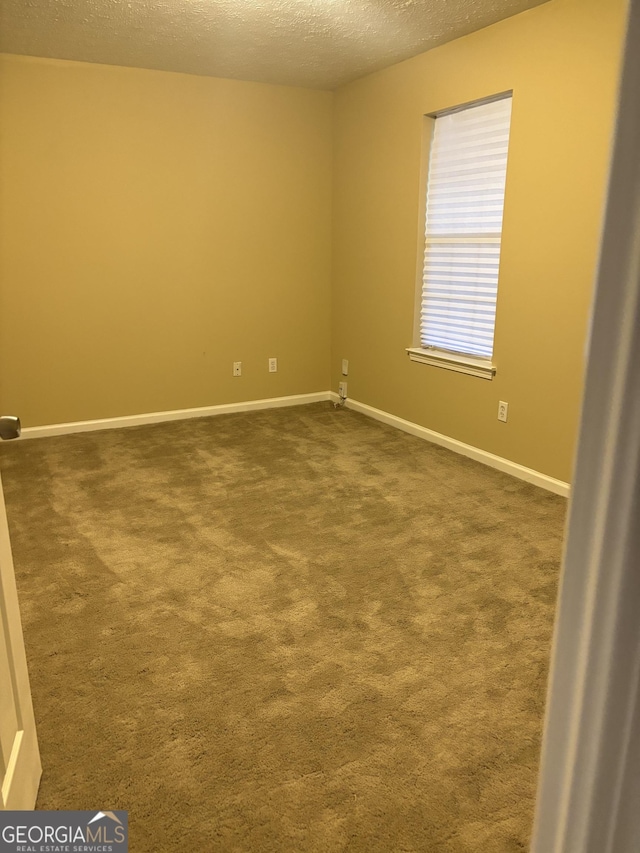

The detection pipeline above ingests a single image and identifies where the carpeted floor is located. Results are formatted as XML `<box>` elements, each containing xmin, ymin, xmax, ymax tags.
<box><xmin>0</xmin><ymin>402</ymin><xmax>565</xmax><ymax>852</ymax></box>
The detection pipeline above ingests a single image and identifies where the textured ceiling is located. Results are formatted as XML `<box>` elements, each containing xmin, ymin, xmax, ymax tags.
<box><xmin>0</xmin><ymin>0</ymin><xmax>551</xmax><ymax>90</ymax></box>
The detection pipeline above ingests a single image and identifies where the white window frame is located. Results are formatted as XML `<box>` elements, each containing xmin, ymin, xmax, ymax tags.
<box><xmin>408</xmin><ymin>92</ymin><xmax>513</xmax><ymax>380</ymax></box>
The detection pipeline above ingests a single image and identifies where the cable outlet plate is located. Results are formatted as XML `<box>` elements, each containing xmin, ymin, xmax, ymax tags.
<box><xmin>233</xmin><ymin>362</ymin><xmax>242</xmax><ymax>377</ymax></box>
<box><xmin>341</xmin><ymin>359</ymin><xmax>349</xmax><ymax>376</ymax></box>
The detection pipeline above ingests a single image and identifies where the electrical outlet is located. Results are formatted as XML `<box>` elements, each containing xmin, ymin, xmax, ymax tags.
<box><xmin>268</xmin><ymin>357</ymin><xmax>278</xmax><ymax>373</ymax></box>
<box><xmin>338</xmin><ymin>381</ymin><xmax>347</xmax><ymax>399</ymax></box>
<box><xmin>341</xmin><ymin>359</ymin><xmax>349</xmax><ymax>376</ymax></box>
<box><xmin>498</xmin><ymin>401</ymin><xmax>508</xmax><ymax>422</ymax></box>
<box><xmin>233</xmin><ymin>361</ymin><xmax>242</xmax><ymax>377</ymax></box>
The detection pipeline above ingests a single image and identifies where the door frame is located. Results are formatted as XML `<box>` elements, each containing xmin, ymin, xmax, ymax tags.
<box><xmin>0</xmin><ymin>465</ymin><xmax>42</xmax><ymax>809</ymax></box>
<box><xmin>531</xmin><ymin>0</ymin><xmax>640</xmax><ymax>849</ymax></box>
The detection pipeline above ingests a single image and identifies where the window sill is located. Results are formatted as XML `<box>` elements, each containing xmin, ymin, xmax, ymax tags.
<box><xmin>406</xmin><ymin>347</ymin><xmax>496</xmax><ymax>380</ymax></box>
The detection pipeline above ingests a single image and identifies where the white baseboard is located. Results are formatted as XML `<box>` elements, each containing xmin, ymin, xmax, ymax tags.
<box><xmin>333</xmin><ymin>394</ymin><xmax>570</xmax><ymax>497</ymax></box>
<box><xmin>20</xmin><ymin>392</ymin><xmax>331</xmax><ymax>440</ymax></box>
<box><xmin>20</xmin><ymin>390</ymin><xmax>570</xmax><ymax>496</ymax></box>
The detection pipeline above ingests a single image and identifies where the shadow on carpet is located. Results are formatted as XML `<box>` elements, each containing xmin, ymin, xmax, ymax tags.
<box><xmin>0</xmin><ymin>403</ymin><xmax>565</xmax><ymax>852</ymax></box>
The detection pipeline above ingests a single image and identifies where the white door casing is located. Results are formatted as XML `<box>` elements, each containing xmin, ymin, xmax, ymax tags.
<box><xmin>531</xmin><ymin>0</ymin><xmax>640</xmax><ymax>849</ymax></box>
<box><xmin>0</xmin><ymin>464</ymin><xmax>41</xmax><ymax>809</ymax></box>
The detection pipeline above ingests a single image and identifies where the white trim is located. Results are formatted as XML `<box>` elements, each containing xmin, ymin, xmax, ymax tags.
<box><xmin>0</xmin><ymin>466</ymin><xmax>41</xmax><ymax>809</ymax></box>
<box><xmin>19</xmin><ymin>392</ymin><xmax>331</xmax><ymax>440</ymax></box>
<box><xmin>532</xmin><ymin>2</ymin><xmax>640</xmax><ymax>850</ymax></box>
<box><xmin>19</xmin><ymin>389</ymin><xmax>568</xmax><ymax>496</ymax></box>
<box><xmin>431</xmin><ymin>90</ymin><xmax>513</xmax><ymax>119</ymax></box>
<box><xmin>406</xmin><ymin>347</ymin><xmax>496</xmax><ymax>380</ymax></box>
<box><xmin>336</xmin><ymin>395</ymin><xmax>569</xmax><ymax>496</ymax></box>
<box><xmin>1</xmin><ymin>730</ymin><xmax>24</xmax><ymax>804</ymax></box>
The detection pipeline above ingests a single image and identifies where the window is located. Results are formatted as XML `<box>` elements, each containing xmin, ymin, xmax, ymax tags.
<box><xmin>408</xmin><ymin>94</ymin><xmax>512</xmax><ymax>379</ymax></box>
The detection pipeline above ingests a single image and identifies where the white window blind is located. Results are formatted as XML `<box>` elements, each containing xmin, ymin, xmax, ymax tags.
<box><xmin>420</xmin><ymin>96</ymin><xmax>512</xmax><ymax>360</ymax></box>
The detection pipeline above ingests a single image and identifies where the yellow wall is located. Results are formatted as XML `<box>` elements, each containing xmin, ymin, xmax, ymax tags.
<box><xmin>331</xmin><ymin>0</ymin><xmax>626</xmax><ymax>482</ymax></box>
<box><xmin>0</xmin><ymin>0</ymin><xmax>627</xmax><ymax>482</ymax></box>
<box><xmin>0</xmin><ymin>56</ymin><xmax>332</xmax><ymax>425</ymax></box>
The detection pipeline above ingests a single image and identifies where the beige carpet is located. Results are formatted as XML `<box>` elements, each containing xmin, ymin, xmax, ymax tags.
<box><xmin>0</xmin><ymin>402</ymin><xmax>565</xmax><ymax>852</ymax></box>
